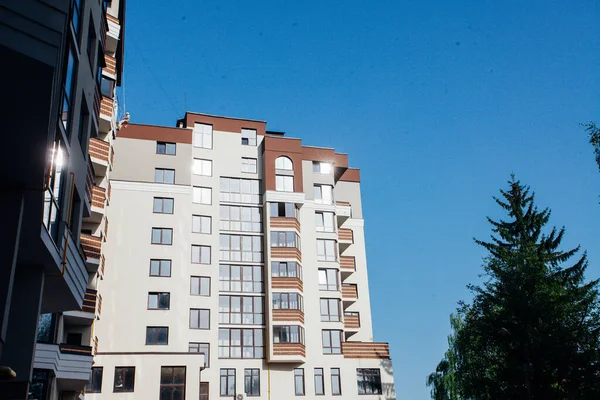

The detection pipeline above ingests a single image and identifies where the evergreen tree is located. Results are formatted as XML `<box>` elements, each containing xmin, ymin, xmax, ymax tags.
<box><xmin>583</xmin><ymin>122</ymin><xmax>600</xmax><ymax>171</ymax></box>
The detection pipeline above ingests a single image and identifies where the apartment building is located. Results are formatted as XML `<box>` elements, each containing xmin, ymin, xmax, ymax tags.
<box><xmin>0</xmin><ymin>1</ymin><xmax>125</xmax><ymax>399</ymax></box>
<box><xmin>89</xmin><ymin>112</ymin><xmax>396</xmax><ymax>399</ymax></box>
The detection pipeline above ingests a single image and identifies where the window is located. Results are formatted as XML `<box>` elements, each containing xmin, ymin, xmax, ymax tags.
<box><xmin>276</xmin><ymin>175</ymin><xmax>294</xmax><ymax>192</ymax></box>
<box><xmin>270</xmin><ymin>202</ymin><xmax>296</xmax><ymax>218</ymax></box>
<box><xmin>313</xmin><ymin>162</ymin><xmax>332</xmax><ymax>174</ymax></box>
<box><xmin>315</xmin><ymin>212</ymin><xmax>335</xmax><ymax>232</ymax></box>
<box><xmin>245</xmin><ymin>369</ymin><xmax>260</xmax><ymax>396</ymax></box>
<box><xmin>157</xmin><ymin>142</ymin><xmax>176</xmax><ymax>155</ymax></box>
<box><xmin>220</xmin><ymin>369</ymin><xmax>236</xmax><ymax>396</ymax></box>
<box><xmin>317</xmin><ymin>240</ymin><xmax>337</xmax><ymax>261</ymax></box>
<box><xmin>160</xmin><ymin>367</ymin><xmax>186</xmax><ymax>400</ymax></box>
<box><xmin>77</xmin><ymin>97</ymin><xmax>89</xmax><ymax>149</ymax></box>
<box><xmin>271</xmin><ymin>262</ymin><xmax>303</xmax><ymax>280</ymax></box>
<box><xmin>320</xmin><ymin>299</ymin><xmax>341</xmax><ymax>321</ymax></box>
<box><xmin>275</xmin><ymin>156</ymin><xmax>293</xmax><ymax>170</ymax></box>
<box><xmin>188</xmin><ymin>343</ymin><xmax>210</xmax><ymax>367</ymax></box>
<box><xmin>150</xmin><ymin>259</ymin><xmax>172</xmax><ymax>277</ymax></box>
<box><xmin>193</xmin><ymin>123</ymin><xmax>213</xmax><ymax>149</ymax></box>
<box><xmin>148</xmin><ymin>292</ymin><xmax>170</xmax><ymax>310</ymax></box>
<box><xmin>294</xmin><ymin>369</ymin><xmax>305</xmax><ymax>396</ymax></box>
<box><xmin>241</xmin><ymin>128</ymin><xmax>257</xmax><ymax>146</ymax></box>
<box><xmin>272</xmin><ymin>293</ymin><xmax>303</xmax><ymax>311</ymax></box>
<box><xmin>87</xmin><ymin>367</ymin><xmax>103</xmax><ymax>393</ymax></box>
<box><xmin>43</xmin><ymin>140</ymin><xmax>66</xmax><ymax>241</ymax></box>
<box><xmin>220</xmin><ymin>177</ymin><xmax>261</xmax><ymax>204</ymax></box>
<box><xmin>322</xmin><ymin>330</ymin><xmax>343</xmax><ymax>354</ymax></box>
<box><xmin>192</xmin><ymin>215</ymin><xmax>211</xmax><ymax>234</ymax></box>
<box><xmin>100</xmin><ymin>77</ymin><xmax>115</xmax><ymax>98</ymax></box>
<box><xmin>242</xmin><ymin>157</ymin><xmax>257</xmax><ymax>173</ymax></box>
<box><xmin>220</xmin><ymin>205</ymin><xmax>262</xmax><ymax>232</ymax></box>
<box><xmin>357</xmin><ymin>369</ymin><xmax>382</xmax><ymax>395</ymax></box>
<box><xmin>273</xmin><ymin>326</ymin><xmax>305</xmax><ymax>344</ymax></box>
<box><xmin>152</xmin><ymin>228</ymin><xmax>173</xmax><ymax>245</ymax></box>
<box><xmin>190</xmin><ymin>309</ymin><xmax>210</xmax><ymax>329</ymax></box>
<box><xmin>113</xmin><ymin>367</ymin><xmax>135</xmax><ymax>392</ymax></box>
<box><xmin>331</xmin><ymin>368</ymin><xmax>341</xmax><ymax>395</ymax></box>
<box><xmin>70</xmin><ymin>0</ymin><xmax>82</xmax><ymax>41</ymax></box>
<box><xmin>193</xmin><ymin>159</ymin><xmax>212</xmax><ymax>176</ymax></box>
<box><xmin>219</xmin><ymin>234</ymin><xmax>263</xmax><ymax>262</ymax></box>
<box><xmin>191</xmin><ymin>276</ymin><xmax>210</xmax><ymax>296</ymax></box>
<box><xmin>37</xmin><ymin>313</ymin><xmax>56</xmax><ymax>344</ymax></box>
<box><xmin>219</xmin><ymin>296</ymin><xmax>263</xmax><ymax>325</ymax></box>
<box><xmin>146</xmin><ymin>327</ymin><xmax>169</xmax><ymax>345</ymax></box>
<box><xmin>154</xmin><ymin>197</ymin><xmax>174</xmax><ymax>214</ymax></box>
<box><xmin>155</xmin><ymin>168</ymin><xmax>175</xmax><ymax>184</ymax></box>
<box><xmin>193</xmin><ymin>186</ymin><xmax>212</xmax><ymax>204</ymax></box>
<box><xmin>314</xmin><ymin>368</ymin><xmax>324</xmax><ymax>395</ymax></box>
<box><xmin>275</xmin><ymin>156</ymin><xmax>294</xmax><ymax>192</ymax></box>
<box><xmin>219</xmin><ymin>265</ymin><xmax>263</xmax><ymax>293</ymax></box>
<box><xmin>314</xmin><ymin>185</ymin><xmax>333</xmax><ymax>204</ymax></box>
<box><xmin>200</xmin><ymin>382</ymin><xmax>209</xmax><ymax>400</ymax></box>
<box><xmin>318</xmin><ymin>269</ymin><xmax>339</xmax><ymax>291</ymax></box>
<box><xmin>86</xmin><ymin>17</ymin><xmax>96</xmax><ymax>68</ymax></box>
<box><xmin>191</xmin><ymin>245</ymin><xmax>211</xmax><ymax>264</ymax></box>
<box><xmin>60</xmin><ymin>45</ymin><xmax>77</xmax><ymax>132</ymax></box>
<box><xmin>270</xmin><ymin>231</ymin><xmax>301</xmax><ymax>249</ymax></box>
<box><xmin>218</xmin><ymin>328</ymin><xmax>264</xmax><ymax>359</ymax></box>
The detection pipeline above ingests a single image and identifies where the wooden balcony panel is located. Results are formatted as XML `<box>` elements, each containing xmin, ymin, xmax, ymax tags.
<box><xmin>85</xmin><ymin>161</ymin><xmax>94</xmax><ymax>203</ymax></box>
<box><xmin>104</xmin><ymin>54</ymin><xmax>116</xmax><ymax>76</ymax></box>
<box><xmin>104</xmin><ymin>217</ymin><xmax>109</xmax><ymax>239</ymax></box>
<box><xmin>342</xmin><ymin>284</ymin><xmax>358</xmax><ymax>299</ymax></box>
<box><xmin>106</xmin><ymin>13</ymin><xmax>119</xmax><ymax>25</ymax></box>
<box><xmin>338</xmin><ymin>228</ymin><xmax>354</xmax><ymax>242</ymax></box>
<box><xmin>82</xmin><ymin>288</ymin><xmax>97</xmax><ymax>313</ymax></box>
<box><xmin>100</xmin><ymin>254</ymin><xmax>106</xmax><ymax>276</ymax></box>
<box><xmin>100</xmin><ymin>96</ymin><xmax>113</xmax><ymax>119</ymax></box>
<box><xmin>91</xmin><ymin>186</ymin><xmax>106</xmax><ymax>209</ymax></box>
<box><xmin>81</xmin><ymin>233</ymin><xmax>102</xmax><ymax>260</ymax></box>
<box><xmin>107</xmin><ymin>182</ymin><xmax>112</xmax><ymax>203</ymax></box>
<box><xmin>93</xmin><ymin>336</ymin><xmax>99</xmax><ymax>355</ymax></box>
<box><xmin>271</xmin><ymin>247</ymin><xmax>302</xmax><ymax>262</ymax></box>
<box><xmin>342</xmin><ymin>342</ymin><xmax>390</xmax><ymax>359</ymax></box>
<box><xmin>59</xmin><ymin>343</ymin><xmax>93</xmax><ymax>356</ymax></box>
<box><xmin>272</xmin><ymin>309</ymin><xmax>304</xmax><ymax>324</ymax></box>
<box><xmin>344</xmin><ymin>314</ymin><xmax>360</xmax><ymax>329</ymax></box>
<box><xmin>271</xmin><ymin>277</ymin><xmax>303</xmax><ymax>292</ymax></box>
<box><xmin>89</xmin><ymin>138</ymin><xmax>110</xmax><ymax>163</ymax></box>
<box><xmin>335</xmin><ymin>201</ymin><xmax>351</xmax><ymax>207</ymax></box>
<box><xmin>270</xmin><ymin>217</ymin><xmax>300</xmax><ymax>231</ymax></box>
<box><xmin>98</xmin><ymin>293</ymin><xmax>103</xmax><ymax>316</ymax></box>
<box><xmin>273</xmin><ymin>343</ymin><xmax>306</xmax><ymax>357</ymax></box>
<box><xmin>340</xmin><ymin>256</ymin><xmax>356</xmax><ymax>271</ymax></box>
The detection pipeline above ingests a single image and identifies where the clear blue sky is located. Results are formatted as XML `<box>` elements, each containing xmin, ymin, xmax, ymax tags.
<box><xmin>121</xmin><ymin>1</ymin><xmax>600</xmax><ymax>398</ymax></box>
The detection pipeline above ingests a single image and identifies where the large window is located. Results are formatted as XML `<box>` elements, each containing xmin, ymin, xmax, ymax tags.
<box><xmin>320</xmin><ymin>298</ymin><xmax>341</xmax><ymax>322</ymax></box>
<box><xmin>113</xmin><ymin>367</ymin><xmax>135</xmax><ymax>392</ymax></box>
<box><xmin>190</xmin><ymin>276</ymin><xmax>210</xmax><ymax>296</ymax></box>
<box><xmin>148</xmin><ymin>292</ymin><xmax>170</xmax><ymax>310</ymax></box>
<box><xmin>317</xmin><ymin>240</ymin><xmax>337</xmax><ymax>261</ymax></box>
<box><xmin>60</xmin><ymin>45</ymin><xmax>77</xmax><ymax>132</ymax></box>
<box><xmin>318</xmin><ymin>269</ymin><xmax>339</xmax><ymax>291</ymax></box>
<box><xmin>275</xmin><ymin>156</ymin><xmax>294</xmax><ymax>192</ymax></box>
<box><xmin>270</xmin><ymin>202</ymin><xmax>296</xmax><ymax>218</ymax></box>
<box><xmin>193</xmin><ymin>159</ymin><xmax>212</xmax><ymax>176</ymax></box>
<box><xmin>315</xmin><ymin>212</ymin><xmax>335</xmax><ymax>232</ymax></box>
<box><xmin>270</xmin><ymin>231</ymin><xmax>301</xmax><ymax>249</ymax></box>
<box><xmin>219</xmin><ymin>234</ymin><xmax>263</xmax><ymax>262</ymax></box>
<box><xmin>272</xmin><ymin>293</ymin><xmax>303</xmax><ymax>311</ymax></box>
<box><xmin>192</xmin><ymin>215</ymin><xmax>211</xmax><ymax>234</ymax></box>
<box><xmin>245</xmin><ymin>369</ymin><xmax>260</xmax><ymax>396</ymax></box>
<box><xmin>37</xmin><ymin>313</ymin><xmax>56</xmax><ymax>343</ymax></box>
<box><xmin>219</xmin><ymin>265</ymin><xmax>263</xmax><ymax>293</ymax></box>
<box><xmin>189</xmin><ymin>309</ymin><xmax>210</xmax><ymax>329</ymax></box>
<box><xmin>314</xmin><ymin>368</ymin><xmax>324</xmax><ymax>395</ymax></box>
<box><xmin>220</xmin><ymin>205</ymin><xmax>262</xmax><ymax>232</ymax></box>
<box><xmin>151</xmin><ymin>228</ymin><xmax>173</xmax><ymax>245</ymax></box>
<box><xmin>313</xmin><ymin>161</ymin><xmax>332</xmax><ymax>174</ymax></box>
<box><xmin>153</xmin><ymin>197</ymin><xmax>174</xmax><ymax>214</ymax></box>
<box><xmin>191</xmin><ymin>245</ymin><xmax>211</xmax><ymax>264</ymax></box>
<box><xmin>146</xmin><ymin>327</ymin><xmax>168</xmax><ymax>345</ymax></box>
<box><xmin>193</xmin><ymin>123</ymin><xmax>213</xmax><ymax>149</ymax></box>
<box><xmin>43</xmin><ymin>140</ymin><xmax>66</xmax><ymax>241</ymax></box>
<box><xmin>294</xmin><ymin>369</ymin><xmax>305</xmax><ymax>396</ymax></box>
<box><xmin>157</xmin><ymin>142</ymin><xmax>176</xmax><ymax>155</ymax></box>
<box><xmin>160</xmin><ymin>367</ymin><xmax>186</xmax><ymax>400</ymax></box>
<box><xmin>70</xmin><ymin>0</ymin><xmax>82</xmax><ymax>41</ymax></box>
<box><xmin>271</xmin><ymin>262</ymin><xmax>303</xmax><ymax>280</ymax></box>
<box><xmin>331</xmin><ymin>368</ymin><xmax>342</xmax><ymax>396</ymax></box>
<box><xmin>241</xmin><ymin>128</ymin><xmax>257</xmax><ymax>146</ymax></box>
<box><xmin>242</xmin><ymin>157</ymin><xmax>257</xmax><ymax>173</ymax></box>
<box><xmin>155</xmin><ymin>168</ymin><xmax>175</xmax><ymax>184</ymax></box>
<box><xmin>192</xmin><ymin>186</ymin><xmax>212</xmax><ymax>204</ymax></box>
<box><xmin>150</xmin><ymin>259</ymin><xmax>171</xmax><ymax>277</ymax></box>
<box><xmin>220</xmin><ymin>177</ymin><xmax>261</xmax><ymax>204</ymax></box>
<box><xmin>322</xmin><ymin>330</ymin><xmax>343</xmax><ymax>354</ymax></box>
<box><xmin>356</xmin><ymin>369</ymin><xmax>382</xmax><ymax>395</ymax></box>
<box><xmin>87</xmin><ymin>367</ymin><xmax>103</xmax><ymax>393</ymax></box>
<box><xmin>219</xmin><ymin>296</ymin><xmax>264</xmax><ymax>325</ymax></box>
<box><xmin>314</xmin><ymin>185</ymin><xmax>333</xmax><ymax>204</ymax></box>
<box><xmin>188</xmin><ymin>343</ymin><xmax>210</xmax><ymax>367</ymax></box>
<box><xmin>218</xmin><ymin>328</ymin><xmax>264</xmax><ymax>359</ymax></box>
<box><xmin>220</xmin><ymin>369</ymin><xmax>236</xmax><ymax>396</ymax></box>
<box><xmin>273</xmin><ymin>326</ymin><xmax>305</xmax><ymax>344</ymax></box>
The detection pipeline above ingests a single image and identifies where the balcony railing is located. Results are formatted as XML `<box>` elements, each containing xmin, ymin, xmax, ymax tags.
<box><xmin>100</xmin><ymin>96</ymin><xmax>114</xmax><ymax>119</ymax></box>
<box><xmin>100</xmin><ymin>254</ymin><xmax>106</xmax><ymax>276</ymax></box>
<box><xmin>342</xmin><ymin>284</ymin><xmax>358</xmax><ymax>299</ymax></box>
<box><xmin>104</xmin><ymin>54</ymin><xmax>116</xmax><ymax>77</ymax></box>
<box><xmin>270</xmin><ymin>217</ymin><xmax>301</xmax><ymax>231</ymax></box>
<box><xmin>340</xmin><ymin>256</ymin><xmax>356</xmax><ymax>271</ymax></box>
<box><xmin>271</xmin><ymin>247</ymin><xmax>302</xmax><ymax>262</ymax></box>
<box><xmin>106</xmin><ymin>13</ymin><xmax>119</xmax><ymax>25</ymax></box>
<box><xmin>82</xmin><ymin>288</ymin><xmax>97</xmax><ymax>313</ymax></box>
<box><xmin>89</xmin><ymin>138</ymin><xmax>110</xmax><ymax>164</ymax></box>
<box><xmin>273</xmin><ymin>343</ymin><xmax>306</xmax><ymax>358</ymax></box>
<box><xmin>344</xmin><ymin>312</ymin><xmax>360</xmax><ymax>329</ymax></box>
<box><xmin>272</xmin><ymin>309</ymin><xmax>304</xmax><ymax>324</ymax></box>
<box><xmin>80</xmin><ymin>233</ymin><xmax>102</xmax><ymax>261</ymax></box>
<box><xmin>107</xmin><ymin>181</ymin><xmax>112</xmax><ymax>203</ymax></box>
<box><xmin>338</xmin><ymin>228</ymin><xmax>354</xmax><ymax>242</ymax></box>
<box><xmin>271</xmin><ymin>277</ymin><xmax>303</xmax><ymax>291</ymax></box>
<box><xmin>342</xmin><ymin>342</ymin><xmax>390</xmax><ymax>359</ymax></box>
<box><xmin>59</xmin><ymin>343</ymin><xmax>93</xmax><ymax>357</ymax></box>
<box><xmin>85</xmin><ymin>160</ymin><xmax>94</xmax><ymax>204</ymax></box>
<box><xmin>91</xmin><ymin>185</ymin><xmax>106</xmax><ymax>210</ymax></box>
<box><xmin>336</xmin><ymin>201</ymin><xmax>351</xmax><ymax>207</ymax></box>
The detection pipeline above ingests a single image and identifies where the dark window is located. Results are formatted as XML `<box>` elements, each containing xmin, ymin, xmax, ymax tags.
<box><xmin>270</xmin><ymin>231</ymin><xmax>301</xmax><ymax>249</ymax></box>
<box><xmin>150</xmin><ymin>259</ymin><xmax>171</xmax><ymax>277</ymax></box>
<box><xmin>100</xmin><ymin>77</ymin><xmax>115</xmax><ymax>98</ymax></box>
<box><xmin>272</xmin><ymin>293</ymin><xmax>303</xmax><ymax>311</ymax></box>
<box><xmin>113</xmin><ymin>367</ymin><xmax>135</xmax><ymax>392</ymax></box>
<box><xmin>154</xmin><ymin>197</ymin><xmax>174</xmax><ymax>214</ymax></box>
<box><xmin>322</xmin><ymin>330</ymin><xmax>343</xmax><ymax>354</ymax></box>
<box><xmin>218</xmin><ymin>328</ymin><xmax>264</xmax><ymax>359</ymax></box>
<box><xmin>220</xmin><ymin>369</ymin><xmax>236</xmax><ymax>396</ymax></box>
<box><xmin>218</xmin><ymin>295</ymin><xmax>264</xmax><ymax>325</ymax></box>
<box><xmin>331</xmin><ymin>368</ymin><xmax>341</xmax><ymax>396</ymax></box>
<box><xmin>244</xmin><ymin>369</ymin><xmax>260</xmax><ymax>396</ymax></box>
<box><xmin>148</xmin><ymin>292</ymin><xmax>170</xmax><ymax>310</ymax></box>
<box><xmin>36</xmin><ymin>313</ymin><xmax>57</xmax><ymax>343</ymax></box>
<box><xmin>273</xmin><ymin>326</ymin><xmax>305</xmax><ymax>344</ymax></box>
<box><xmin>294</xmin><ymin>369</ymin><xmax>305</xmax><ymax>396</ymax></box>
<box><xmin>157</xmin><ymin>142</ymin><xmax>177</xmax><ymax>155</ymax></box>
<box><xmin>219</xmin><ymin>264</ymin><xmax>264</xmax><ymax>293</ymax></box>
<box><xmin>155</xmin><ymin>168</ymin><xmax>175</xmax><ymax>184</ymax></box>
<box><xmin>61</xmin><ymin>45</ymin><xmax>77</xmax><ymax>134</ymax></box>
<box><xmin>357</xmin><ymin>369</ymin><xmax>382</xmax><ymax>395</ymax></box>
<box><xmin>160</xmin><ymin>366</ymin><xmax>186</xmax><ymax>400</ymax></box>
<box><xmin>29</xmin><ymin>369</ymin><xmax>52</xmax><ymax>400</ymax></box>
<box><xmin>87</xmin><ymin>367</ymin><xmax>103</xmax><ymax>393</ymax></box>
<box><xmin>314</xmin><ymin>368</ymin><xmax>324</xmax><ymax>395</ymax></box>
<box><xmin>146</xmin><ymin>327</ymin><xmax>169</xmax><ymax>345</ymax></box>
<box><xmin>152</xmin><ymin>228</ymin><xmax>173</xmax><ymax>245</ymax></box>
<box><xmin>191</xmin><ymin>276</ymin><xmax>211</xmax><ymax>296</ymax></box>
<box><xmin>189</xmin><ymin>309</ymin><xmax>210</xmax><ymax>329</ymax></box>
<box><xmin>70</xmin><ymin>0</ymin><xmax>82</xmax><ymax>42</ymax></box>
<box><xmin>77</xmin><ymin>96</ymin><xmax>90</xmax><ymax>150</ymax></box>
<box><xmin>66</xmin><ymin>332</ymin><xmax>82</xmax><ymax>345</ymax></box>
<box><xmin>271</xmin><ymin>262</ymin><xmax>303</xmax><ymax>279</ymax></box>
<box><xmin>199</xmin><ymin>382</ymin><xmax>209</xmax><ymax>400</ymax></box>
<box><xmin>270</xmin><ymin>202</ymin><xmax>296</xmax><ymax>218</ymax></box>
<box><xmin>188</xmin><ymin>343</ymin><xmax>210</xmax><ymax>367</ymax></box>
<box><xmin>86</xmin><ymin>17</ymin><xmax>96</xmax><ymax>68</ymax></box>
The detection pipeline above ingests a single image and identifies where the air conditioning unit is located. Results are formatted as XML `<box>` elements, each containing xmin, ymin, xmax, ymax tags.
<box><xmin>236</xmin><ymin>394</ymin><xmax>246</xmax><ymax>400</ymax></box>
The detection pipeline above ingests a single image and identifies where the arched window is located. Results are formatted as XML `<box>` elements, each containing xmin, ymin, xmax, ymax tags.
<box><xmin>275</xmin><ymin>156</ymin><xmax>294</xmax><ymax>192</ymax></box>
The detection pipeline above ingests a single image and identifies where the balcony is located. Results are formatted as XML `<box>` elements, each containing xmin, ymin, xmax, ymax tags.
<box><xmin>272</xmin><ymin>309</ymin><xmax>304</xmax><ymax>324</ymax></box>
<box><xmin>271</xmin><ymin>247</ymin><xmax>302</xmax><ymax>262</ymax></box>
<box><xmin>80</xmin><ymin>233</ymin><xmax>102</xmax><ymax>272</ymax></box>
<box><xmin>89</xmin><ymin>137</ymin><xmax>112</xmax><ymax>176</ymax></box>
<box><xmin>85</xmin><ymin>185</ymin><xmax>106</xmax><ymax>224</ymax></box>
<box><xmin>335</xmin><ymin>201</ymin><xmax>352</xmax><ymax>223</ymax></box>
<box><xmin>340</xmin><ymin>256</ymin><xmax>356</xmax><ymax>278</ymax></box>
<box><xmin>342</xmin><ymin>342</ymin><xmax>390</xmax><ymax>359</ymax></box>
<box><xmin>344</xmin><ymin>312</ymin><xmax>360</xmax><ymax>337</ymax></box>
<box><xmin>271</xmin><ymin>277</ymin><xmax>303</xmax><ymax>291</ymax></box>
<box><xmin>338</xmin><ymin>228</ymin><xmax>354</xmax><ymax>252</ymax></box>
<box><xmin>63</xmin><ymin>288</ymin><xmax>98</xmax><ymax>325</ymax></box>
<box><xmin>105</xmin><ymin>13</ymin><xmax>121</xmax><ymax>54</ymax></box>
<box><xmin>272</xmin><ymin>343</ymin><xmax>306</xmax><ymax>362</ymax></box>
<box><xmin>84</xmin><ymin>160</ymin><xmax>94</xmax><ymax>213</ymax></box>
<box><xmin>103</xmin><ymin>53</ymin><xmax>117</xmax><ymax>78</ymax></box>
<box><xmin>270</xmin><ymin>217</ymin><xmax>300</xmax><ymax>231</ymax></box>
<box><xmin>34</xmin><ymin>343</ymin><xmax>92</xmax><ymax>391</ymax></box>
<box><xmin>99</xmin><ymin>96</ymin><xmax>114</xmax><ymax>133</ymax></box>
<box><xmin>342</xmin><ymin>284</ymin><xmax>358</xmax><ymax>304</ymax></box>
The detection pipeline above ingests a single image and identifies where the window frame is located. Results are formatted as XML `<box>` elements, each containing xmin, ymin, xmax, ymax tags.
<box><xmin>320</xmin><ymin>298</ymin><xmax>341</xmax><ymax>322</ymax></box>
<box><xmin>272</xmin><ymin>292</ymin><xmax>304</xmax><ymax>311</ymax></box>
<box><xmin>150</xmin><ymin>259</ymin><xmax>172</xmax><ymax>277</ymax></box>
<box><xmin>113</xmin><ymin>367</ymin><xmax>135</xmax><ymax>393</ymax></box>
<box><xmin>294</xmin><ymin>368</ymin><xmax>305</xmax><ymax>396</ymax></box>
<box><xmin>193</xmin><ymin>123</ymin><xmax>213</xmax><ymax>149</ymax></box>
<box><xmin>155</xmin><ymin>168</ymin><xmax>176</xmax><ymax>184</ymax></box>
<box><xmin>148</xmin><ymin>292</ymin><xmax>170</xmax><ymax>310</ymax></box>
<box><xmin>146</xmin><ymin>327</ymin><xmax>169</xmax><ymax>345</ymax></box>
<box><xmin>193</xmin><ymin>186</ymin><xmax>212</xmax><ymax>204</ymax></box>
<box><xmin>220</xmin><ymin>368</ymin><xmax>236</xmax><ymax>396</ymax></box>
<box><xmin>317</xmin><ymin>239</ymin><xmax>338</xmax><ymax>262</ymax></box>
<box><xmin>218</xmin><ymin>328</ymin><xmax>264</xmax><ymax>359</ymax></box>
<box><xmin>273</xmin><ymin>326</ymin><xmax>305</xmax><ymax>344</ymax></box>
<box><xmin>315</xmin><ymin>212</ymin><xmax>335</xmax><ymax>232</ymax></box>
<box><xmin>314</xmin><ymin>368</ymin><xmax>325</xmax><ymax>396</ymax></box>
<box><xmin>188</xmin><ymin>342</ymin><xmax>210</xmax><ymax>367</ymax></box>
<box><xmin>151</xmin><ymin>227</ymin><xmax>173</xmax><ymax>245</ymax></box>
<box><xmin>270</xmin><ymin>202</ymin><xmax>297</xmax><ymax>218</ymax></box>
<box><xmin>220</xmin><ymin>205</ymin><xmax>262</xmax><ymax>233</ymax></box>
<box><xmin>331</xmin><ymin>368</ymin><xmax>342</xmax><ymax>396</ymax></box>
<box><xmin>159</xmin><ymin>366</ymin><xmax>186</xmax><ymax>400</ymax></box>
<box><xmin>218</xmin><ymin>295</ymin><xmax>265</xmax><ymax>325</ymax></box>
<box><xmin>191</xmin><ymin>245</ymin><xmax>211</xmax><ymax>264</ymax></box>
<box><xmin>241</xmin><ymin>157</ymin><xmax>258</xmax><ymax>173</ymax></box>
<box><xmin>193</xmin><ymin>158</ymin><xmax>213</xmax><ymax>176</ymax></box>
<box><xmin>153</xmin><ymin>197</ymin><xmax>174</xmax><ymax>214</ymax></box>
<box><xmin>322</xmin><ymin>330</ymin><xmax>343</xmax><ymax>354</ymax></box>
<box><xmin>275</xmin><ymin>175</ymin><xmax>294</xmax><ymax>192</ymax></box>
<box><xmin>192</xmin><ymin>215</ymin><xmax>212</xmax><ymax>234</ymax></box>
<box><xmin>318</xmin><ymin>269</ymin><xmax>339</xmax><ymax>291</ymax></box>
<box><xmin>190</xmin><ymin>276</ymin><xmax>211</xmax><ymax>296</ymax></box>
<box><xmin>356</xmin><ymin>368</ymin><xmax>383</xmax><ymax>395</ymax></box>
<box><xmin>271</xmin><ymin>261</ymin><xmax>303</xmax><ymax>280</ymax></box>
<box><xmin>241</xmin><ymin>128</ymin><xmax>257</xmax><ymax>146</ymax></box>
<box><xmin>189</xmin><ymin>308</ymin><xmax>210</xmax><ymax>330</ymax></box>
<box><xmin>156</xmin><ymin>141</ymin><xmax>176</xmax><ymax>155</ymax></box>
<box><xmin>219</xmin><ymin>177</ymin><xmax>261</xmax><ymax>204</ymax></box>
<box><xmin>313</xmin><ymin>161</ymin><xmax>332</xmax><ymax>174</ymax></box>
<box><xmin>270</xmin><ymin>231</ymin><xmax>302</xmax><ymax>249</ymax></box>
<box><xmin>244</xmin><ymin>368</ymin><xmax>261</xmax><ymax>396</ymax></box>
<box><xmin>219</xmin><ymin>234</ymin><xmax>263</xmax><ymax>263</ymax></box>
<box><xmin>314</xmin><ymin>184</ymin><xmax>334</xmax><ymax>204</ymax></box>
<box><xmin>219</xmin><ymin>264</ymin><xmax>264</xmax><ymax>293</ymax></box>
<box><xmin>87</xmin><ymin>366</ymin><xmax>103</xmax><ymax>393</ymax></box>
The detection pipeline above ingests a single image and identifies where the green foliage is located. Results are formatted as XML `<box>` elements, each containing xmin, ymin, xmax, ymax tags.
<box><xmin>428</xmin><ymin>176</ymin><xmax>600</xmax><ymax>399</ymax></box>
<box><xmin>426</xmin><ymin>313</ymin><xmax>463</xmax><ymax>400</ymax></box>
<box><xmin>583</xmin><ymin>122</ymin><xmax>600</xmax><ymax>171</ymax></box>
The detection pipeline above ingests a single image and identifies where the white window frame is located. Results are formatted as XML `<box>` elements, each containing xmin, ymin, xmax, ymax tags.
<box><xmin>192</xmin><ymin>215</ymin><xmax>211</xmax><ymax>234</ymax></box>
<box><xmin>192</xmin><ymin>245</ymin><xmax>211</xmax><ymax>264</ymax></box>
<box><xmin>276</xmin><ymin>175</ymin><xmax>294</xmax><ymax>192</ymax></box>
<box><xmin>193</xmin><ymin>158</ymin><xmax>213</xmax><ymax>176</ymax></box>
<box><xmin>193</xmin><ymin>123</ymin><xmax>213</xmax><ymax>149</ymax></box>
<box><xmin>241</xmin><ymin>129</ymin><xmax>257</xmax><ymax>146</ymax></box>
<box><xmin>314</xmin><ymin>185</ymin><xmax>333</xmax><ymax>204</ymax></box>
<box><xmin>315</xmin><ymin>212</ymin><xmax>335</xmax><ymax>232</ymax></box>
<box><xmin>193</xmin><ymin>186</ymin><xmax>212</xmax><ymax>204</ymax></box>
<box><xmin>191</xmin><ymin>276</ymin><xmax>211</xmax><ymax>296</ymax></box>
<box><xmin>241</xmin><ymin>157</ymin><xmax>257</xmax><ymax>173</ymax></box>
<box><xmin>317</xmin><ymin>239</ymin><xmax>337</xmax><ymax>261</ymax></box>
